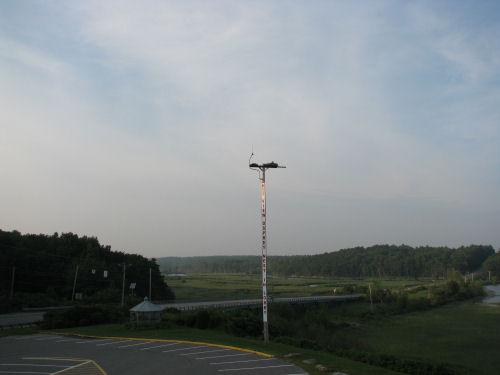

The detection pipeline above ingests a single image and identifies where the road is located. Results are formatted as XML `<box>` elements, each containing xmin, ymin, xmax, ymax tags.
<box><xmin>0</xmin><ymin>333</ymin><xmax>308</xmax><ymax>375</ymax></box>
<box><xmin>0</xmin><ymin>311</ymin><xmax>45</xmax><ymax>328</ymax></box>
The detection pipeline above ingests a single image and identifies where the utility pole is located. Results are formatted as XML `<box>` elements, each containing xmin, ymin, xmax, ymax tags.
<box><xmin>71</xmin><ymin>265</ymin><xmax>79</xmax><ymax>301</ymax></box>
<box><xmin>121</xmin><ymin>263</ymin><xmax>127</xmax><ymax>307</ymax></box>
<box><xmin>249</xmin><ymin>156</ymin><xmax>285</xmax><ymax>344</ymax></box>
<box><xmin>368</xmin><ymin>283</ymin><xmax>373</xmax><ymax>311</ymax></box>
<box><xmin>9</xmin><ymin>266</ymin><xmax>15</xmax><ymax>299</ymax></box>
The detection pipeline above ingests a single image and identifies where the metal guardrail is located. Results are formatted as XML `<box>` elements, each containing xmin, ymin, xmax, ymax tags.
<box><xmin>159</xmin><ymin>294</ymin><xmax>365</xmax><ymax>312</ymax></box>
<box><xmin>22</xmin><ymin>306</ymin><xmax>71</xmax><ymax>312</ymax></box>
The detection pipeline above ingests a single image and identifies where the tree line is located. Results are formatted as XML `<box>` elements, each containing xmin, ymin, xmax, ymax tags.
<box><xmin>158</xmin><ymin>244</ymin><xmax>497</xmax><ymax>279</ymax></box>
<box><xmin>0</xmin><ymin>229</ymin><xmax>174</xmax><ymax>310</ymax></box>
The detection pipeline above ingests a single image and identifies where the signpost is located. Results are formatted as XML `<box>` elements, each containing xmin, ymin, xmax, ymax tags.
<box><xmin>249</xmin><ymin>157</ymin><xmax>285</xmax><ymax>344</ymax></box>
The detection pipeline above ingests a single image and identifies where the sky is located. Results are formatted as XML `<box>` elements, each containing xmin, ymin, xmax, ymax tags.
<box><xmin>1</xmin><ymin>1</ymin><xmax>499</xmax><ymax>257</ymax></box>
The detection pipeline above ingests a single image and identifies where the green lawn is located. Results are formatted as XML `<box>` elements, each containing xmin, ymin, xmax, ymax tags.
<box><xmin>350</xmin><ymin>300</ymin><xmax>500</xmax><ymax>375</ymax></box>
<box><xmin>164</xmin><ymin>274</ymin><xmax>499</xmax><ymax>374</ymax></box>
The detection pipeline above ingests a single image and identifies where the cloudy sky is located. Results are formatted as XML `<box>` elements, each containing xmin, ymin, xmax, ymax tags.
<box><xmin>1</xmin><ymin>1</ymin><xmax>499</xmax><ymax>257</ymax></box>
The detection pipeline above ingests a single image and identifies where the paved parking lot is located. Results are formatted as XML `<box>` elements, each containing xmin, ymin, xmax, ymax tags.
<box><xmin>0</xmin><ymin>334</ymin><xmax>308</xmax><ymax>375</ymax></box>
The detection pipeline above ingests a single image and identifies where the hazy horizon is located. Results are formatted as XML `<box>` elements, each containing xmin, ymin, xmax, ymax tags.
<box><xmin>2</xmin><ymin>1</ymin><xmax>499</xmax><ymax>257</ymax></box>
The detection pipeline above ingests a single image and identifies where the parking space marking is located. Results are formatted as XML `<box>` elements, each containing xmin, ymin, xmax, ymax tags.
<box><xmin>140</xmin><ymin>343</ymin><xmax>180</xmax><ymax>350</ymax></box>
<box><xmin>197</xmin><ymin>353</ymin><xmax>253</xmax><ymax>360</ymax></box>
<box><xmin>0</xmin><ymin>364</ymin><xmax>67</xmax><ymax>368</ymax></box>
<box><xmin>96</xmin><ymin>340</ymin><xmax>130</xmax><ymax>346</ymax></box>
<box><xmin>44</xmin><ymin>333</ymin><xmax>273</xmax><ymax>358</ymax></box>
<box><xmin>24</xmin><ymin>358</ymin><xmax>87</xmax><ymax>362</ymax></box>
<box><xmin>75</xmin><ymin>339</ymin><xmax>111</xmax><ymax>344</ymax></box>
<box><xmin>180</xmin><ymin>349</ymin><xmax>231</xmax><ymax>356</ymax></box>
<box><xmin>51</xmin><ymin>360</ymin><xmax>91</xmax><ymax>374</ymax></box>
<box><xmin>118</xmin><ymin>341</ymin><xmax>153</xmax><ymax>348</ymax></box>
<box><xmin>23</xmin><ymin>357</ymin><xmax>107</xmax><ymax>375</ymax></box>
<box><xmin>218</xmin><ymin>364</ymin><xmax>295</xmax><ymax>372</ymax></box>
<box><xmin>162</xmin><ymin>345</ymin><xmax>206</xmax><ymax>353</ymax></box>
<box><xmin>210</xmin><ymin>358</ymin><xmax>276</xmax><ymax>365</ymax></box>
<box><xmin>3</xmin><ymin>335</ymin><xmax>304</xmax><ymax>375</ymax></box>
<box><xmin>0</xmin><ymin>371</ymin><xmax>50</xmax><ymax>374</ymax></box>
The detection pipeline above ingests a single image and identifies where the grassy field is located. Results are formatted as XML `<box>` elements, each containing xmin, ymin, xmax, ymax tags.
<box><xmin>163</xmin><ymin>273</ymin><xmax>499</xmax><ymax>374</ymax></box>
<box><xmin>165</xmin><ymin>273</ymin><xmax>431</xmax><ymax>302</ymax></box>
<box><xmin>349</xmin><ymin>300</ymin><xmax>500</xmax><ymax>375</ymax></box>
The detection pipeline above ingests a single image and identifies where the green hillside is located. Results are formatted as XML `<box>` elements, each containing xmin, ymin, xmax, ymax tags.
<box><xmin>158</xmin><ymin>244</ymin><xmax>496</xmax><ymax>278</ymax></box>
<box><xmin>1</xmin><ymin>229</ymin><xmax>174</xmax><ymax>310</ymax></box>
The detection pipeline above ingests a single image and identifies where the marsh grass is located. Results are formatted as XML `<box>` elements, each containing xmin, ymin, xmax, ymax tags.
<box><xmin>165</xmin><ymin>273</ymin><xmax>432</xmax><ymax>302</ymax></box>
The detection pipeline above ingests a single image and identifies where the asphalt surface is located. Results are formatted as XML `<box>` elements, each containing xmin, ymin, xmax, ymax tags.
<box><xmin>0</xmin><ymin>334</ymin><xmax>308</xmax><ymax>375</ymax></box>
<box><xmin>0</xmin><ymin>312</ymin><xmax>45</xmax><ymax>328</ymax></box>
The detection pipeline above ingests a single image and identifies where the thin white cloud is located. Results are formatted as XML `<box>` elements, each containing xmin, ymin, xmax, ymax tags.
<box><xmin>1</xmin><ymin>1</ymin><xmax>499</xmax><ymax>255</ymax></box>
<box><xmin>0</xmin><ymin>36</ymin><xmax>65</xmax><ymax>75</ymax></box>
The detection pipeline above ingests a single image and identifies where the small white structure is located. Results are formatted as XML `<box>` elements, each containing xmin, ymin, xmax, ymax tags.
<box><xmin>129</xmin><ymin>297</ymin><xmax>162</xmax><ymax>326</ymax></box>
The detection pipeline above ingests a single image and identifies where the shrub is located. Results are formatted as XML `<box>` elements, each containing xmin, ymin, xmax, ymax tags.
<box><xmin>333</xmin><ymin>348</ymin><xmax>461</xmax><ymax>375</ymax></box>
<box><xmin>39</xmin><ymin>304</ymin><xmax>124</xmax><ymax>329</ymax></box>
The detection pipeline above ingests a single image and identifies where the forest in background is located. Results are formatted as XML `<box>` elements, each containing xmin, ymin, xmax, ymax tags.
<box><xmin>158</xmin><ymin>244</ymin><xmax>498</xmax><ymax>279</ymax></box>
<box><xmin>0</xmin><ymin>229</ymin><xmax>174</xmax><ymax>310</ymax></box>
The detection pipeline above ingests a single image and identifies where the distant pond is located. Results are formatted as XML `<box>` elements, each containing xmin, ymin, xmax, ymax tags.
<box><xmin>483</xmin><ymin>285</ymin><xmax>500</xmax><ymax>305</ymax></box>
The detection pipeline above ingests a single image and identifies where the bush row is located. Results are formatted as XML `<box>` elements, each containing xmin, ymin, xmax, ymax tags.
<box><xmin>39</xmin><ymin>304</ymin><xmax>126</xmax><ymax>329</ymax></box>
<box><xmin>334</xmin><ymin>348</ymin><xmax>463</xmax><ymax>375</ymax></box>
<box><xmin>166</xmin><ymin>308</ymin><xmax>262</xmax><ymax>337</ymax></box>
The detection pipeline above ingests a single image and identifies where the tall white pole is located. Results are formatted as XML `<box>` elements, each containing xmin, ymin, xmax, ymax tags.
<box><xmin>249</xmin><ymin>159</ymin><xmax>285</xmax><ymax>345</ymax></box>
<box><xmin>261</xmin><ymin>170</ymin><xmax>269</xmax><ymax>344</ymax></box>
